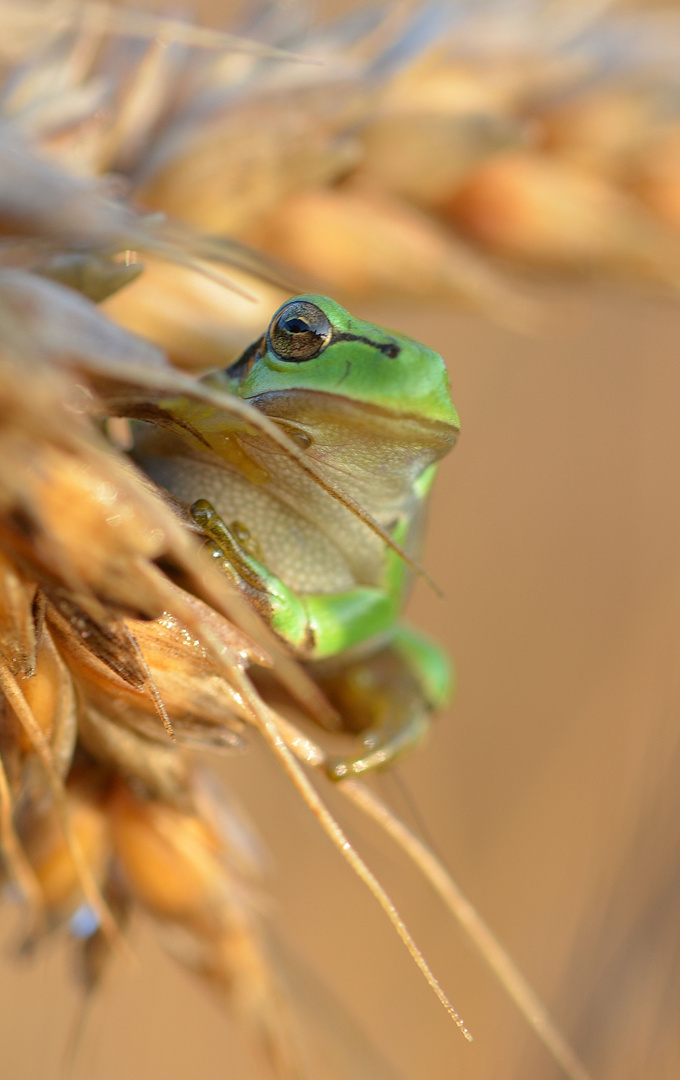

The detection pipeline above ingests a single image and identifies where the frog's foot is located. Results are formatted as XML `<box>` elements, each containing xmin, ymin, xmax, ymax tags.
<box><xmin>317</xmin><ymin>625</ymin><xmax>454</xmax><ymax>782</ymax></box>
<box><xmin>327</xmin><ymin>706</ymin><xmax>430</xmax><ymax>780</ymax></box>
<box><xmin>191</xmin><ymin>499</ymin><xmax>266</xmax><ymax>594</ymax></box>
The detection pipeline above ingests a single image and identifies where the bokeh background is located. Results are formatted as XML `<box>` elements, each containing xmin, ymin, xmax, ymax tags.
<box><xmin>1</xmin><ymin>3</ymin><xmax>680</xmax><ymax>1080</ymax></box>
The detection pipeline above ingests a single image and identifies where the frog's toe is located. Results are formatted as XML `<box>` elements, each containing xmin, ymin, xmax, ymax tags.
<box><xmin>325</xmin><ymin>712</ymin><xmax>430</xmax><ymax>782</ymax></box>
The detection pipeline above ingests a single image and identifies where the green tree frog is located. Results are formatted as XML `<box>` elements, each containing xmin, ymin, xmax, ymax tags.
<box><xmin>135</xmin><ymin>296</ymin><xmax>459</xmax><ymax>779</ymax></box>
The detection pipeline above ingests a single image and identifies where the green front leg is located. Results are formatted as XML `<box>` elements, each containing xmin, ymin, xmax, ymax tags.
<box><xmin>191</xmin><ymin>500</ymin><xmax>399</xmax><ymax>659</ymax></box>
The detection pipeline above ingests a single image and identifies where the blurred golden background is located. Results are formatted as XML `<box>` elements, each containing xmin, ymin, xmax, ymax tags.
<box><xmin>1</xmin><ymin>3</ymin><xmax>680</xmax><ymax>1080</ymax></box>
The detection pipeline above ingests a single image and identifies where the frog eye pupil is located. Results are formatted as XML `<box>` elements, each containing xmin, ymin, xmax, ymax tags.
<box><xmin>269</xmin><ymin>300</ymin><xmax>332</xmax><ymax>362</ymax></box>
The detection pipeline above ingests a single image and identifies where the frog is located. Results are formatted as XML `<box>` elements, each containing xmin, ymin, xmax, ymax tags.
<box><xmin>134</xmin><ymin>295</ymin><xmax>459</xmax><ymax>780</ymax></box>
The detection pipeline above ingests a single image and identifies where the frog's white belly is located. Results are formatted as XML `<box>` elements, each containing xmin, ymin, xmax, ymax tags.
<box><xmin>145</xmin><ymin>453</ymin><xmax>359</xmax><ymax>594</ymax></box>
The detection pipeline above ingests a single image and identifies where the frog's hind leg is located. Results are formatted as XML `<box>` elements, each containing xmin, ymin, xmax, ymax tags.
<box><xmin>318</xmin><ymin>624</ymin><xmax>453</xmax><ymax>781</ymax></box>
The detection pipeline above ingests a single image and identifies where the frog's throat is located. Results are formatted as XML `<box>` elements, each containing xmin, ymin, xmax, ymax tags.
<box><xmin>244</xmin><ymin>388</ymin><xmax>459</xmax><ymax>462</ymax></box>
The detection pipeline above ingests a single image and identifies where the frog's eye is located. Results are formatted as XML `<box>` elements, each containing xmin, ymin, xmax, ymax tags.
<box><xmin>268</xmin><ymin>300</ymin><xmax>332</xmax><ymax>361</ymax></box>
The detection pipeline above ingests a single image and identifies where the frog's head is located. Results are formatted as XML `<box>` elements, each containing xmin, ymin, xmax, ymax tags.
<box><xmin>224</xmin><ymin>295</ymin><xmax>459</xmax><ymax>461</ymax></box>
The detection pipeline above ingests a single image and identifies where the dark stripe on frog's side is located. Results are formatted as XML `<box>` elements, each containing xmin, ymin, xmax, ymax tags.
<box><xmin>327</xmin><ymin>331</ymin><xmax>401</xmax><ymax>359</ymax></box>
<box><xmin>226</xmin><ymin>330</ymin><xmax>400</xmax><ymax>381</ymax></box>
<box><xmin>260</xmin><ymin>329</ymin><xmax>401</xmax><ymax>363</ymax></box>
